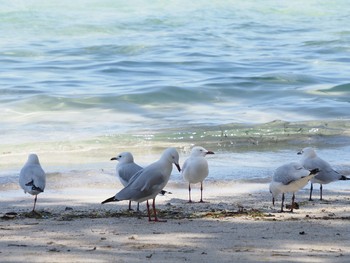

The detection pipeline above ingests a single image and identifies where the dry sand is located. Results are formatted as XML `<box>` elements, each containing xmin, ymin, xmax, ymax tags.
<box><xmin>1</xmin><ymin>181</ymin><xmax>350</xmax><ymax>263</ymax></box>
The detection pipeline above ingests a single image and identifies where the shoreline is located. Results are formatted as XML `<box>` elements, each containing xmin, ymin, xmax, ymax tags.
<box><xmin>1</xmin><ymin>182</ymin><xmax>350</xmax><ymax>262</ymax></box>
<box><xmin>1</xmin><ymin>119</ymin><xmax>350</xmax><ymax>170</ymax></box>
<box><xmin>1</xmin><ymin>144</ymin><xmax>350</xmax><ymax>189</ymax></box>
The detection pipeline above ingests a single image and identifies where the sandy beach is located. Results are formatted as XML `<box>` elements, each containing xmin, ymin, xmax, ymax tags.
<box><xmin>2</xmin><ymin>1</ymin><xmax>350</xmax><ymax>262</ymax></box>
<box><xmin>1</xmin><ymin>180</ymin><xmax>350</xmax><ymax>263</ymax></box>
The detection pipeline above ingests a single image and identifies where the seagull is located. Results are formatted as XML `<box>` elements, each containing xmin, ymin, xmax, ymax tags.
<box><xmin>297</xmin><ymin>147</ymin><xmax>349</xmax><ymax>201</ymax></box>
<box><xmin>19</xmin><ymin>154</ymin><xmax>46</xmax><ymax>212</ymax></box>
<box><xmin>102</xmin><ymin>147</ymin><xmax>181</xmax><ymax>222</ymax></box>
<box><xmin>111</xmin><ymin>152</ymin><xmax>143</xmax><ymax>211</ymax></box>
<box><xmin>181</xmin><ymin>146</ymin><xmax>214</xmax><ymax>203</ymax></box>
<box><xmin>269</xmin><ymin>162</ymin><xmax>319</xmax><ymax>212</ymax></box>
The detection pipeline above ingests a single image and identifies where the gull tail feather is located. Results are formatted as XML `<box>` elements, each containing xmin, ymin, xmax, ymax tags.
<box><xmin>101</xmin><ymin>196</ymin><xmax>119</xmax><ymax>204</ymax></box>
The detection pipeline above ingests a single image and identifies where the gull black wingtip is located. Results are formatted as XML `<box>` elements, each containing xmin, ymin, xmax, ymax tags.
<box><xmin>159</xmin><ymin>190</ymin><xmax>172</xmax><ymax>195</ymax></box>
<box><xmin>340</xmin><ymin>175</ymin><xmax>350</xmax><ymax>181</ymax></box>
<box><xmin>309</xmin><ymin>168</ymin><xmax>320</xmax><ymax>175</ymax></box>
<box><xmin>101</xmin><ymin>196</ymin><xmax>118</xmax><ymax>204</ymax></box>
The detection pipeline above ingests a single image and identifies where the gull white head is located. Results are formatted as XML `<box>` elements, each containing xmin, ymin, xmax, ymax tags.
<box><xmin>297</xmin><ymin>147</ymin><xmax>317</xmax><ymax>158</ymax></box>
<box><xmin>27</xmin><ymin>153</ymin><xmax>40</xmax><ymax>165</ymax></box>
<box><xmin>161</xmin><ymin>147</ymin><xmax>181</xmax><ymax>172</ymax></box>
<box><xmin>190</xmin><ymin>146</ymin><xmax>215</xmax><ymax>157</ymax></box>
<box><xmin>111</xmin><ymin>152</ymin><xmax>134</xmax><ymax>163</ymax></box>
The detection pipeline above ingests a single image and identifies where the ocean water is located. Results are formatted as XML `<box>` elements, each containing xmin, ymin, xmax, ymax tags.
<box><xmin>1</xmin><ymin>1</ymin><xmax>350</xmax><ymax>189</ymax></box>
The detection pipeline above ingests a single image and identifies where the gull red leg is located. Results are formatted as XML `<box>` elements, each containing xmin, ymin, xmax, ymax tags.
<box><xmin>152</xmin><ymin>198</ymin><xmax>158</xmax><ymax>221</ymax></box>
<box><xmin>153</xmin><ymin>198</ymin><xmax>166</xmax><ymax>222</ymax></box>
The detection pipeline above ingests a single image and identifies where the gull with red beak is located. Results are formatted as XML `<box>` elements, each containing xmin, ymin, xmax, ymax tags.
<box><xmin>111</xmin><ymin>152</ymin><xmax>143</xmax><ymax>211</ymax></box>
<box><xmin>102</xmin><ymin>147</ymin><xmax>181</xmax><ymax>222</ymax></box>
<box><xmin>182</xmin><ymin>146</ymin><xmax>214</xmax><ymax>203</ymax></box>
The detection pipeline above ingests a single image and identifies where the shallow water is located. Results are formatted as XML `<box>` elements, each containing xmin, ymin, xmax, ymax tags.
<box><xmin>1</xmin><ymin>1</ymin><xmax>350</xmax><ymax>190</ymax></box>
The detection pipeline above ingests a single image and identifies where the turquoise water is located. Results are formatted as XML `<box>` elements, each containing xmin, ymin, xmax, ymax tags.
<box><xmin>0</xmin><ymin>1</ymin><xmax>350</xmax><ymax>185</ymax></box>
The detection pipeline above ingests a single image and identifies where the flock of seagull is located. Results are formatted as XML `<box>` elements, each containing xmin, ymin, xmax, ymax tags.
<box><xmin>19</xmin><ymin>146</ymin><xmax>349</xmax><ymax>221</ymax></box>
<box><xmin>270</xmin><ymin>147</ymin><xmax>349</xmax><ymax>212</ymax></box>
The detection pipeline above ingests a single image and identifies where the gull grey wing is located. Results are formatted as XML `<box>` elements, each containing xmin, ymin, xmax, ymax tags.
<box><xmin>118</xmin><ymin>163</ymin><xmax>143</xmax><ymax>183</ymax></box>
<box><xmin>126</xmin><ymin>169</ymin><xmax>144</xmax><ymax>186</ymax></box>
<box><xmin>307</xmin><ymin>157</ymin><xmax>342</xmax><ymax>182</ymax></box>
<box><xmin>273</xmin><ymin>164</ymin><xmax>309</xmax><ymax>185</ymax></box>
<box><xmin>116</xmin><ymin>171</ymin><xmax>166</xmax><ymax>201</ymax></box>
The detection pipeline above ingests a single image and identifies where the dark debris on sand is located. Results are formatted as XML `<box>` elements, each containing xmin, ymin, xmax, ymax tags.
<box><xmin>1</xmin><ymin>206</ymin><xmax>271</xmax><ymax>222</ymax></box>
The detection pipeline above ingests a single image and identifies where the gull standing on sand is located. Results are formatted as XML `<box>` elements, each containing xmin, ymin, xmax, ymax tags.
<box><xmin>298</xmin><ymin>147</ymin><xmax>349</xmax><ymax>201</ymax></box>
<box><xmin>111</xmin><ymin>152</ymin><xmax>143</xmax><ymax>211</ymax></box>
<box><xmin>182</xmin><ymin>146</ymin><xmax>214</xmax><ymax>203</ymax></box>
<box><xmin>102</xmin><ymin>147</ymin><xmax>181</xmax><ymax>222</ymax></box>
<box><xmin>269</xmin><ymin>162</ymin><xmax>319</xmax><ymax>212</ymax></box>
<box><xmin>19</xmin><ymin>154</ymin><xmax>46</xmax><ymax>212</ymax></box>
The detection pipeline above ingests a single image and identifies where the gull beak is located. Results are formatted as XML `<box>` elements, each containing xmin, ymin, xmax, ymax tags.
<box><xmin>206</xmin><ymin>151</ymin><xmax>215</xmax><ymax>155</ymax></box>
<box><xmin>111</xmin><ymin>157</ymin><xmax>117</xmax><ymax>161</ymax></box>
<box><xmin>175</xmin><ymin>163</ymin><xmax>181</xmax><ymax>172</ymax></box>
<box><xmin>297</xmin><ymin>150</ymin><xmax>302</xmax><ymax>155</ymax></box>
